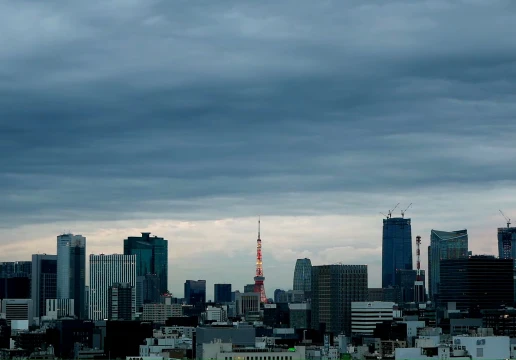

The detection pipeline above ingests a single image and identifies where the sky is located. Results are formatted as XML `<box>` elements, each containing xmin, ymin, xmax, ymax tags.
<box><xmin>1</xmin><ymin>0</ymin><xmax>516</xmax><ymax>300</ymax></box>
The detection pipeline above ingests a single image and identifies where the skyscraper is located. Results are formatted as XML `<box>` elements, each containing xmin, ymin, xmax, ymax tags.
<box><xmin>439</xmin><ymin>256</ymin><xmax>513</xmax><ymax>310</ymax></box>
<box><xmin>123</xmin><ymin>232</ymin><xmax>168</xmax><ymax>295</ymax></box>
<box><xmin>382</xmin><ymin>217</ymin><xmax>412</xmax><ymax>288</ymax></box>
<box><xmin>498</xmin><ymin>227</ymin><xmax>516</xmax><ymax>260</ymax></box>
<box><xmin>108</xmin><ymin>283</ymin><xmax>133</xmax><ymax>320</ymax></box>
<box><xmin>184</xmin><ymin>280</ymin><xmax>206</xmax><ymax>306</ymax></box>
<box><xmin>293</xmin><ymin>258</ymin><xmax>312</xmax><ymax>298</ymax></box>
<box><xmin>57</xmin><ymin>234</ymin><xmax>86</xmax><ymax>318</ymax></box>
<box><xmin>89</xmin><ymin>254</ymin><xmax>136</xmax><ymax>320</ymax></box>
<box><xmin>31</xmin><ymin>254</ymin><xmax>58</xmax><ymax>318</ymax></box>
<box><xmin>214</xmin><ymin>284</ymin><xmax>232</xmax><ymax>303</ymax></box>
<box><xmin>311</xmin><ymin>264</ymin><xmax>368</xmax><ymax>335</ymax></box>
<box><xmin>428</xmin><ymin>229</ymin><xmax>468</xmax><ymax>301</ymax></box>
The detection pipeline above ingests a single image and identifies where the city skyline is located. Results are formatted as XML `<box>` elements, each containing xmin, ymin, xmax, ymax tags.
<box><xmin>1</xmin><ymin>0</ymin><xmax>515</xmax><ymax>300</ymax></box>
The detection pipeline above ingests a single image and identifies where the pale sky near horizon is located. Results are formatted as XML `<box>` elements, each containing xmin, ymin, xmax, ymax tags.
<box><xmin>1</xmin><ymin>0</ymin><xmax>516</xmax><ymax>300</ymax></box>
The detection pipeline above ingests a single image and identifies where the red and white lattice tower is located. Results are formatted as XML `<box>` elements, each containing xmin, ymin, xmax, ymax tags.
<box><xmin>414</xmin><ymin>235</ymin><xmax>425</xmax><ymax>303</ymax></box>
<box><xmin>254</xmin><ymin>218</ymin><xmax>268</xmax><ymax>303</ymax></box>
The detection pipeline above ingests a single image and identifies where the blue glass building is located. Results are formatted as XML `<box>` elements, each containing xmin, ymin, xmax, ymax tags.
<box><xmin>382</xmin><ymin>217</ymin><xmax>413</xmax><ymax>288</ymax></box>
<box><xmin>124</xmin><ymin>232</ymin><xmax>168</xmax><ymax>295</ymax></box>
<box><xmin>214</xmin><ymin>283</ymin><xmax>232</xmax><ymax>303</ymax></box>
<box><xmin>428</xmin><ymin>229</ymin><xmax>468</xmax><ymax>301</ymax></box>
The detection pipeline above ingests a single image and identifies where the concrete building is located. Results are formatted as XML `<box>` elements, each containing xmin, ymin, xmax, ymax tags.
<box><xmin>351</xmin><ymin>302</ymin><xmax>394</xmax><ymax>335</ymax></box>
<box><xmin>235</xmin><ymin>292</ymin><xmax>260</xmax><ymax>316</ymax></box>
<box><xmin>311</xmin><ymin>264</ymin><xmax>368</xmax><ymax>335</ymax></box>
<box><xmin>368</xmin><ymin>288</ymin><xmax>384</xmax><ymax>301</ymax></box>
<box><xmin>31</xmin><ymin>254</ymin><xmax>57</xmax><ymax>318</ymax></box>
<box><xmin>200</xmin><ymin>341</ymin><xmax>306</xmax><ymax>360</ymax></box>
<box><xmin>56</xmin><ymin>233</ymin><xmax>86</xmax><ymax>319</ymax></box>
<box><xmin>454</xmin><ymin>334</ymin><xmax>510</xmax><ymax>359</ymax></box>
<box><xmin>204</xmin><ymin>305</ymin><xmax>228</xmax><ymax>322</ymax></box>
<box><xmin>195</xmin><ymin>325</ymin><xmax>255</xmax><ymax>360</ymax></box>
<box><xmin>428</xmin><ymin>229</ymin><xmax>468</xmax><ymax>301</ymax></box>
<box><xmin>89</xmin><ymin>254</ymin><xmax>136</xmax><ymax>320</ymax></box>
<box><xmin>142</xmin><ymin>303</ymin><xmax>183</xmax><ymax>323</ymax></box>
<box><xmin>45</xmin><ymin>299</ymin><xmax>74</xmax><ymax>319</ymax></box>
<box><xmin>1</xmin><ymin>299</ymin><xmax>33</xmax><ymax>326</ymax></box>
<box><xmin>293</xmin><ymin>258</ymin><xmax>312</xmax><ymax>298</ymax></box>
<box><xmin>108</xmin><ymin>282</ymin><xmax>133</xmax><ymax>320</ymax></box>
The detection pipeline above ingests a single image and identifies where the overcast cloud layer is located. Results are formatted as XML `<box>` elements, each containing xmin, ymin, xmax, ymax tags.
<box><xmin>1</xmin><ymin>0</ymin><xmax>516</xmax><ymax>298</ymax></box>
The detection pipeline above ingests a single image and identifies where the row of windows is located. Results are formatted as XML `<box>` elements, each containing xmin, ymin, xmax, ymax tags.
<box><xmin>225</xmin><ymin>356</ymin><xmax>293</xmax><ymax>360</ymax></box>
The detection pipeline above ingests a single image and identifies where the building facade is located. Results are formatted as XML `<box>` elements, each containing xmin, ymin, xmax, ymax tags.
<box><xmin>439</xmin><ymin>256</ymin><xmax>513</xmax><ymax>310</ymax></box>
<box><xmin>31</xmin><ymin>254</ymin><xmax>57</xmax><ymax>318</ymax></box>
<box><xmin>235</xmin><ymin>292</ymin><xmax>260</xmax><ymax>316</ymax></box>
<box><xmin>123</xmin><ymin>232</ymin><xmax>168</xmax><ymax>295</ymax></box>
<box><xmin>498</xmin><ymin>227</ymin><xmax>516</xmax><ymax>260</ymax></box>
<box><xmin>428</xmin><ymin>229</ymin><xmax>468</xmax><ymax>301</ymax></box>
<box><xmin>45</xmin><ymin>299</ymin><xmax>75</xmax><ymax>319</ymax></box>
<box><xmin>184</xmin><ymin>280</ymin><xmax>206</xmax><ymax>306</ymax></box>
<box><xmin>382</xmin><ymin>217</ymin><xmax>412</xmax><ymax>288</ymax></box>
<box><xmin>108</xmin><ymin>282</ymin><xmax>133</xmax><ymax>320</ymax></box>
<box><xmin>293</xmin><ymin>258</ymin><xmax>312</xmax><ymax>298</ymax></box>
<box><xmin>89</xmin><ymin>254</ymin><xmax>136</xmax><ymax>320</ymax></box>
<box><xmin>214</xmin><ymin>284</ymin><xmax>232</xmax><ymax>303</ymax></box>
<box><xmin>311</xmin><ymin>264</ymin><xmax>368</xmax><ymax>335</ymax></box>
<box><xmin>395</xmin><ymin>269</ymin><xmax>426</xmax><ymax>304</ymax></box>
<box><xmin>351</xmin><ymin>301</ymin><xmax>394</xmax><ymax>335</ymax></box>
<box><xmin>1</xmin><ymin>299</ymin><xmax>33</xmax><ymax>326</ymax></box>
<box><xmin>142</xmin><ymin>302</ymin><xmax>183</xmax><ymax>323</ymax></box>
<box><xmin>56</xmin><ymin>233</ymin><xmax>86</xmax><ymax>318</ymax></box>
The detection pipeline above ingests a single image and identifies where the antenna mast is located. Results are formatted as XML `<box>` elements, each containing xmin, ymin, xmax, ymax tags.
<box><xmin>254</xmin><ymin>217</ymin><xmax>267</xmax><ymax>303</ymax></box>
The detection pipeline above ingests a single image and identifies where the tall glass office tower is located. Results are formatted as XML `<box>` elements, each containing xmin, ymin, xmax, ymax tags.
<box><xmin>124</xmin><ymin>232</ymin><xmax>168</xmax><ymax>294</ymax></box>
<box><xmin>57</xmin><ymin>234</ymin><xmax>86</xmax><ymax>318</ymax></box>
<box><xmin>382</xmin><ymin>217</ymin><xmax>412</xmax><ymax>288</ymax></box>
<box><xmin>293</xmin><ymin>258</ymin><xmax>312</xmax><ymax>298</ymax></box>
<box><xmin>428</xmin><ymin>229</ymin><xmax>468</xmax><ymax>301</ymax></box>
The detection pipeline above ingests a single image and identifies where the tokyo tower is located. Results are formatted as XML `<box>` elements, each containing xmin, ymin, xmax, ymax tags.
<box><xmin>254</xmin><ymin>218</ymin><xmax>267</xmax><ymax>303</ymax></box>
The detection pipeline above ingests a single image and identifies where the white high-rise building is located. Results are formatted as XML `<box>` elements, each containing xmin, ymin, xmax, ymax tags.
<box><xmin>351</xmin><ymin>301</ymin><xmax>395</xmax><ymax>335</ymax></box>
<box><xmin>89</xmin><ymin>254</ymin><xmax>136</xmax><ymax>320</ymax></box>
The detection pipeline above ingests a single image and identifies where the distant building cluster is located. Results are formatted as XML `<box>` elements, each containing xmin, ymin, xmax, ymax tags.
<box><xmin>1</xmin><ymin>212</ymin><xmax>516</xmax><ymax>360</ymax></box>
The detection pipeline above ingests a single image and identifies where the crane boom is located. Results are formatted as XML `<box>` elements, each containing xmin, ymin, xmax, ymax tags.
<box><xmin>401</xmin><ymin>203</ymin><xmax>412</xmax><ymax>218</ymax></box>
<box><xmin>499</xmin><ymin>209</ymin><xmax>511</xmax><ymax>228</ymax></box>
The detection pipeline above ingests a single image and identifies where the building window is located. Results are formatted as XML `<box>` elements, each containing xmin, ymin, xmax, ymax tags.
<box><xmin>476</xmin><ymin>348</ymin><xmax>483</xmax><ymax>357</ymax></box>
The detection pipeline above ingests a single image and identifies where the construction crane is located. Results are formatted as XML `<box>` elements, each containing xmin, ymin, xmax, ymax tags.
<box><xmin>401</xmin><ymin>203</ymin><xmax>412</xmax><ymax>218</ymax></box>
<box><xmin>387</xmin><ymin>203</ymin><xmax>400</xmax><ymax>218</ymax></box>
<box><xmin>499</xmin><ymin>209</ymin><xmax>511</xmax><ymax>228</ymax></box>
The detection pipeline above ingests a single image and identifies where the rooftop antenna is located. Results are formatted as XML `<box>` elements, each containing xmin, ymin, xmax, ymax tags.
<box><xmin>258</xmin><ymin>216</ymin><xmax>261</xmax><ymax>239</ymax></box>
<box><xmin>499</xmin><ymin>210</ymin><xmax>511</xmax><ymax>228</ymax></box>
<box><xmin>401</xmin><ymin>203</ymin><xmax>412</xmax><ymax>218</ymax></box>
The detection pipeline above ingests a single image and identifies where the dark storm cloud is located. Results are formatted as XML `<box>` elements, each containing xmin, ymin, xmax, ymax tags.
<box><xmin>1</xmin><ymin>0</ymin><xmax>516</xmax><ymax>227</ymax></box>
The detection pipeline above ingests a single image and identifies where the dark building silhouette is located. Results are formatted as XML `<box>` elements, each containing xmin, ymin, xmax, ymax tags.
<box><xmin>439</xmin><ymin>256</ymin><xmax>513</xmax><ymax>310</ymax></box>
<box><xmin>184</xmin><ymin>280</ymin><xmax>206</xmax><ymax>306</ymax></box>
<box><xmin>104</xmin><ymin>321</ymin><xmax>153</xmax><ymax>359</ymax></box>
<box><xmin>124</xmin><ymin>232</ymin><xmax>168</xmax><ymax>295</ymax></box>
<box><xmin>382</xmin><ymin>217</ymin><xmax>412</xmax><ymax>288</ymax></box>
<box><xmin>0</xmin><ymin>277</ymin><xmax>31</xmax><ymax>299</ymax></box>
<box><xmin>52</xmin><ymin>320</ymin><xmax>95</xmax><ymax>359</ymax></box>
<box><xmin>142</xmin><ymin>274</ymin><xmax>160</xmax><ymax>304</ymax></box>
<box><xmin>395</xmin><ymin>269</ymin><xmax>426</xmax><ymax>304</ymax></box>
<box><xmin>108</xmin><ymin>283</ymin><xmax>133</xmax><ymax>320</ymax></box>
<box><xmin>214</xmin><ymin>284</ymin><xmax>232</xmax><ymax>303</ymax></box>
<box><xmin>263</xmin><ymin>303</ymin><xmax>290</xmax><ymax>328</ymax></box>
<box><xmin>31</xmin><ymin>254</ymin><xmax>57</xmax><ymax>318</ymax></box>
<box><xmin>311</xmin><ymin>264</ymin><xmax>368</xmax><ymax>335</ymax></box>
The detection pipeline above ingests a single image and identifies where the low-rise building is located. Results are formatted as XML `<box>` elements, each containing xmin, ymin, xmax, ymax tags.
<box><xmin>142</xmin><ymin>303</ymin><xmax>183</xmax><ymax>323</ymax></box>
<box><xmin>201</xmin><ymin>341</ymin><xmax>306</xmax><ymax>360</ymax></box>
<box><xmin>351</xmin><ymin>302</ymin><xmax>394</xmax><ymax>335</ymax></box>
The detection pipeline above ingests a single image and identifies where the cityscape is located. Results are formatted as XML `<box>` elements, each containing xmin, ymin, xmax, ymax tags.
<box><xmin>2</xmin><ymin>0</ymin><xmax>515</xmax><ymax>360</ymax></box>
<box><xmin>0</xmin><ymin>208</ymin><xmax>515</xmax><ymax>359</ymax></box>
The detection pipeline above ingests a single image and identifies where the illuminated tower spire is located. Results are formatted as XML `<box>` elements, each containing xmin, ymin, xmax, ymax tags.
<box><xmin>254</xmin><ymin>217</ymin><xmax>267</xmax><ymax>303</ymax></box>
